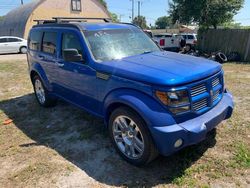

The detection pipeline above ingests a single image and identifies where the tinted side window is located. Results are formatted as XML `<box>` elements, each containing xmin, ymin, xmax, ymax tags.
<box><xmin>62</xmin><ymin>33</ymin><xmax>83</xmax><ymax>57</ymax></box>
<box><xmin>0</xmin><ymin>38</ymin><xmax>8</xmax><ymax>43</ymax></box>
<box><xmin>188</xmin><ymin>35</ymin><xmax>194</xmax><ymax>39</ymax></box>
<box><xmin>8</xmin><ymin>38</ymin><xmax>22</xmax><ymax>42</ymax></box>
<box><xmin>29</xmin><ymin>31</ymin><xmax>42</xmax><ymax>51</ymax></box>
<box><xmin>42</xmin><ymin>32</ymin><xmax>57</xmax><ymax>54</ymax></box>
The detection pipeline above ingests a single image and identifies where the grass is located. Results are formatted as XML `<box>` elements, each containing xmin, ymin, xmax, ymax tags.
<box><xmin>233</xmin><ymin>142</ymin><xmax>250</xmax><ymax>168</ymax></box>
<box><xmin>0</xmin><ymin>59</ymin><xmax>249</xmax><ymax>187</ymax></box>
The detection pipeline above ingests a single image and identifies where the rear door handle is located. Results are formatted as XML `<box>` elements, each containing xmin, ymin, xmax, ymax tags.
<box><xmin>55</xmin><ymin>61</ymin><xmax>64</xmax><ymax>67</ymax></box>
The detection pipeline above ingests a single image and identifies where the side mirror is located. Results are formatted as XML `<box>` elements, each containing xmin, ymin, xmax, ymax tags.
<box><xmin>63</xmin><ymin>49</ymin><xmax>83</xmax><ymax>62</ymax></box>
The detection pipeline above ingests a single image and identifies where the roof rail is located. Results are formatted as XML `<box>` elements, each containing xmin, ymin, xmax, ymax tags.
<box><xmin>120</xmin><ymin>22</ymin><xmax>141</xmax><ymax>29</ymax></box>
<box><xmin>34</xmin><ymin>17</ymin><xmax>112</xmax><ymax>25</ymax></box>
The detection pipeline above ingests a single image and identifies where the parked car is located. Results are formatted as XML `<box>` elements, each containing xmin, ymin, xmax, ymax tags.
<box><xmin>179</xmin><ymin>33</ymin><xmax>198</xmax><ymax>51</ymax></box>
<box><xmin>27</xmin><ymin>18</ymin><xmax>234</xmax><ymax>166</ymax></box>
<box><xmin>0</xmin><ymin>36</ymin><xmax>27</xmax><ymax>54</ymax></box>
<box><xmin>153</xmin><ymin>33</ymin><xmax>180</xmax><ymax>51</ymax></box>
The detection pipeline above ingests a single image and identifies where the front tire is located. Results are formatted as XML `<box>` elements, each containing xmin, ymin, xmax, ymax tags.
<box><xmin>32</xmin><ymin>75</ymin><xmax>57</xmax><ymax>107</ymax></box>
<box><xmin>109</xmin><ymin>107</ymin><xmax>158</xmax><ymax>166</ymax></box>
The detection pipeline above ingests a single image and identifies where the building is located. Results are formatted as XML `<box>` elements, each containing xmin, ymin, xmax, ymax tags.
<box><xmin>0</xmin><ymin>0</ymin><xmax>110</xmax><ymax>39</ymax></box>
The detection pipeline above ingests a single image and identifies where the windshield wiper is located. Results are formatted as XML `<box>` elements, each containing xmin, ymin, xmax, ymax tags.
<box><xmin>141</xmin><ymin>51</ymin><xmax>153</xmax><ymax>55</ymax></box>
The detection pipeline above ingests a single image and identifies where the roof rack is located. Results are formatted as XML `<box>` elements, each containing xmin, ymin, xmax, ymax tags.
<box><xmin>34</xmin><ymin>17</ymin><xmax>112</xmax><ymax>25</ymax></box>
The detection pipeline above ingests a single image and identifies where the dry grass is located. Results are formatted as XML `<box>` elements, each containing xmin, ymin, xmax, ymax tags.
<box><xmin>0</xmin><ymin>58</ymin><xmax>249</xmax><ymax>188</ymax></box>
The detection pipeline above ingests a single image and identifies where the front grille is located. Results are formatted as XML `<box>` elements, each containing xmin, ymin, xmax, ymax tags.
<box><xmin>193</xmin><ymin>98</ymin><xmax>208</xmax><ymax>111</ymax></box>
<box><xmin>191</xmin><ymin>84</ymin><xmax>207</xmax><ymax>97</ymax></box>
<box><xmin>190</xmin><ymin>74</ymin><xmax>223</xmax><ymax>113</ymax></box>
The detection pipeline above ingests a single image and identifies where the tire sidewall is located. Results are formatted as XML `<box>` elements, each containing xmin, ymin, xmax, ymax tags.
<box><xmin>33</xmin><ymin>75</ymin><xmax>48</xmax><ymax>106</ymax></box>
<box><xmin>20</xmin><ymin>46</ymin><xmax>27</xmax><ymax>54</ymax></box>
<box><xmin>108</xmin><ymin>107</ymin><xmax>154</xmax><ymax>166</ymax></box>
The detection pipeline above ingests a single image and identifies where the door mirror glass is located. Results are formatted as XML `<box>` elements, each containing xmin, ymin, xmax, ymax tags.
<box><xmin>63</xmin><ymin>49</ymin><xmax>83</xmax><ymax>62</ymax></box>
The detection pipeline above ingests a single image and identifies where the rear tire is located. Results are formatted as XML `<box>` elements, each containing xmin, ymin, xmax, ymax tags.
<box><xmin>108</xmin><ymin>107</ymin><xmax>158</xmax><ymax>166</ymax></box>
<box><xmin>185</xmin><ymin>44</ymin><xmax>191</xmax><ymax>52</ymax></box>
<box><xmin>20</xmin><ymin>46</ymin><xmax>27</xmax><ymax>54</ymax></box>
<box><xmin>32</xmin><ymin>75</ymin><xmax>57</xmax><ymax>107</ymax></box>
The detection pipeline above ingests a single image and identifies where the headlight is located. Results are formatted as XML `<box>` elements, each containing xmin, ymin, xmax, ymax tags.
<box><xmin>156</xmin><ymin>90</ymin><xmax>190</xmax><ymax>114</ymax></box>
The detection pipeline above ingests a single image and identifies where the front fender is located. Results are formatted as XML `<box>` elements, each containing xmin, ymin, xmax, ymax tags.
<box><xmin>31</xmin><ymin>63</ymin><xmax>52</xmax><ymax>91</ymax></box>
<box><xmin>103</xmin><ymin>89</ymin><xmax>176</xmax><ymax>127</ymax></box>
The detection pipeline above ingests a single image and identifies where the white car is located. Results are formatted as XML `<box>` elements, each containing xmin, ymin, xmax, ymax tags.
<box><xmin>153</xmin><ymin>33</ymin><xmax>180</xmax><ymax>51</ymax></box>
<box><xmin>179</xmin><ymin>33</ymin><xmax>197</xmax><ymax>51</ymax></box>
<box><xmin>0</xmin><ymin>36</ymin><xmax>27</xmax><ymax>54</ymax></box>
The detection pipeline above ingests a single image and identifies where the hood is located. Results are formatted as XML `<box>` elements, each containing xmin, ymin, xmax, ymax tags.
<box><xmin>96</xmin><ymin>51</ymin><xmax>222</xmax><ymax>86</ymax></box>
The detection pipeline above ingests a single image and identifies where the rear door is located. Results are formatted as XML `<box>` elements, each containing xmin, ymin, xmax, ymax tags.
<box><xmin>7</xmin><ymin>37</ymin><xmax>23</xmax><ymax>53</ymax></box>
<box><xmin>38</xmin><ymin>31</ymin><xmax>59</xmax><ymax>87</ymax></box>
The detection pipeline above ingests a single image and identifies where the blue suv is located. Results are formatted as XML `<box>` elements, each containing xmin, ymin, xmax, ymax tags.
<box><xmin>27</xmin><ymin>18</ymin><xmax>234</xmax><ymax>166</ymax></box>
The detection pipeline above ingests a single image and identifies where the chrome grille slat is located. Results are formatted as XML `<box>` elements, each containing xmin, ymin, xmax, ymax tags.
<box><xmin>213</xmin><ymin>90</ymin><xmax>220</xmax><ymax>101</ymax></box>
<box><xmin>212</xmin><ymin>78</ymin><xmax>220</xmax><ymax>87</ymax></box>
<box><xmin>193</xmin><ymin>99</ymin><xmax>207</xmax><ymax>111</ymax></box>
<box><xmin>191</xmin><ymin>84</ymin><xmax>206</xmax><ymax>97</ymax></box>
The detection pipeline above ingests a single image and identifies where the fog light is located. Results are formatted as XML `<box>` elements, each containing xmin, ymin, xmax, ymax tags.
<box><xmin>174</xmin><ymin>139</ymin><xmax>183</xmax><ymax>148</ymax></box>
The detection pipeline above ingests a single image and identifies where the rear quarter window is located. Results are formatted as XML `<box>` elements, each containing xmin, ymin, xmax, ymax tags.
<box><xmin>29</xmin><ymin>31</ymin><xmax>42</xmax><ymax>51</ymax></box>
<box><xmin>8</xmin><ymin>38</ymin><xmax>22</xmax><ymax>42</ymax></box>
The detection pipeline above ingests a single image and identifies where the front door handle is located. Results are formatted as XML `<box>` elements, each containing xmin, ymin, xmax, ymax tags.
<box><xmin>55</xmin><ymin>61</ymin><xmax>64</xmax><ymax>67</ymax></box>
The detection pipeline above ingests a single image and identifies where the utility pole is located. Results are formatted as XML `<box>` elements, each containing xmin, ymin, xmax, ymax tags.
<box><xmin>131</xmin><ymin>0</ymin><xmax>134</xmax><ymax>21</ymax></box>
<box><xmin>138</xmin><ymin>1</ymin><xmax>141</xmax><ymax>17</ymax></box>
<box><xmin>21</xmin><ymin>0</ymin><xmax>24</xmax><ymax>5</ymax></box>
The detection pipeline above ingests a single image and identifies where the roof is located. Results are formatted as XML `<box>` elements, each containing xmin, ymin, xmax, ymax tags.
<box><xmin>0</xmin><ymin>0</ymin><xmax>42</xmax><ymax>37</ymax></box>
<box><xmin>77</xmin><ymin>22</ymin><xmax>138</xmax><ymax>31</ymax></box>
<box><xmin>33</xmin><ymin>22</ymin><xmax>138</xmax><ymax>31</ymax></box>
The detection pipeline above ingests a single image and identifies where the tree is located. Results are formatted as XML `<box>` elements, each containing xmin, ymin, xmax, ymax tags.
<box><xmin>169</xmin><ymin>0</ymin><xmax>244</xmax><ymax>29</ymax></box>
<box><xmin>155</xmin><ymin>16</ymin><xmax>172</xmax><ymax>29</ymax></box>
<box><xmin>0</xmin><ymin>16</ymin><xmax>4</xmax><ymax>22</ymax></box>
<box><xmin>133</xmin><ymin>16</ymin><xmax>148</xmax><ymax>29</ymax></box>
<box><xmin>98</xmin><ymin>0</ymin><xmax>107</xmax><ymax>9</ymax></box>
<box><xmin>109</xmin><ymin>12</ymin><xmax>119</xmax><ymax>22</ymax></box>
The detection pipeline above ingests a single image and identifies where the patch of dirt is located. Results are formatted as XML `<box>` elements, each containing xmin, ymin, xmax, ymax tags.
<box><xmin>0</xmin><ymin>54</ymin><xmax>27</xmax><ymax>62</ymax></box>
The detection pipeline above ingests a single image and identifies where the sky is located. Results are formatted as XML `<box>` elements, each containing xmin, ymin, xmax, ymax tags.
<box><xmin>0</xmin><ymin>0</ymin><xmax>249</xmax><ymax>26</ymax></box>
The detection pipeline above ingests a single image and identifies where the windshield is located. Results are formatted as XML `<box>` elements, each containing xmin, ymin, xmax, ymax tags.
<box><xmin>84</xmin><ymin>28</ymin><xmax>160</xmax><ymax>62</ymax></box>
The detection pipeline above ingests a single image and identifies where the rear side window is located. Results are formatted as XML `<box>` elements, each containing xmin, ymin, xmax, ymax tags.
<box><xmin>42</xmin><ymin>32</ymin><xmax>57</xmax><ymax>55</ymax></box>
<box><xmin>0</xmin><ymin>38</ymin><xmax>8</xmax><ymax>43</ymax></box>
<box><xmin>8</xmin><ymin>38</ymin><xmax>22</xmax><ymax>42</ymax></box>
<box><xmin>187</xmin><ymin>35</ymin><xmax>195</xmax><ymax>39</ymax></box>
<box><xmin>62</xmin><ymin>33</ymin><xmax>83</xmax><ymax>57</ymax></box>
<box><xmin>29</xmin><ymin>31</ymin><xmax>42</xmax><ymax>51</ymax></box>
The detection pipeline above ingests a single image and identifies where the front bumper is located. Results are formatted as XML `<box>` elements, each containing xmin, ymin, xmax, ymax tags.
<box><xmin>150</xmin><ymin>92</ymin><xmax>234</xmax><ymax>156</ymax></box>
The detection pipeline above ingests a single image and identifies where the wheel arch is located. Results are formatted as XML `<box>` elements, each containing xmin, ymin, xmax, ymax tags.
<box><xmin>29</xmin><ymin>64</ymin><xmax>52</xmax><ymax>91</ymax></box>
<box><xmin>103</xmin><ymin>89</ymin><xmax>176</xmax><ymax>128</ymax></box>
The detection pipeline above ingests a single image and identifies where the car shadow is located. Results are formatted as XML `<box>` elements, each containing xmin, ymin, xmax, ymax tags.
<box><xmin>0</xmin><ymin>94</ymin><xmax>217</xmax><ymax>187</ymax></box>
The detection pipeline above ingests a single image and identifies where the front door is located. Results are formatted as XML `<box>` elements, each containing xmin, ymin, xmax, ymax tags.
<box><xmin>0</xmin><ymin>38</ymin><xmax>9</xmax><ymax>53</ymax></box>
<box><xmin>54</xmin><ymin>31</ymin><xmax>101</xmax><ymax>114</ymax></box>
